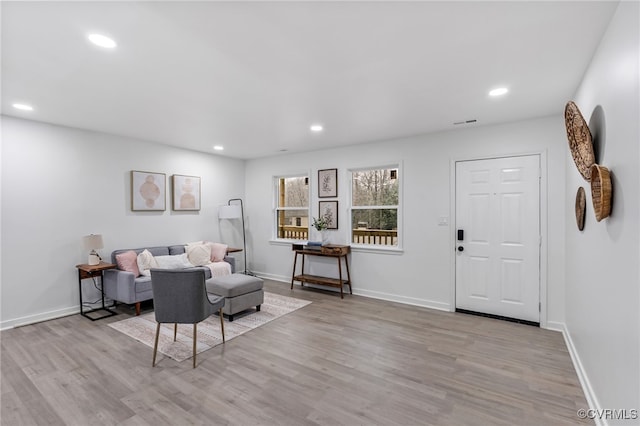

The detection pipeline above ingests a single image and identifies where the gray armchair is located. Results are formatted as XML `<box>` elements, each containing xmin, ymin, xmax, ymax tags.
<box><xmin>150</xmin><ymin>269</ymin><xmax>226</xmax><ymax>368</ymax></box>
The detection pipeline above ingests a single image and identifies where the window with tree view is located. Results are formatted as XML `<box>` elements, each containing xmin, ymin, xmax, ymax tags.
<box><xmin>276</xmin><ymin>175</ymin><xmax>309</xmax><ymax>240</ymax></box>
<box><xmin>351</xmin><ymin>167</ymin><xmax>399</xmax><ymax>246</ymax></box>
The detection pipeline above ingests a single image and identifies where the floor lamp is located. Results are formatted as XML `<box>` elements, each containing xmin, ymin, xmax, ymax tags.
<box><xmin>219</xmin><ymin>198</ymin><xmax>251</xmax><ymax>275</ymax></box>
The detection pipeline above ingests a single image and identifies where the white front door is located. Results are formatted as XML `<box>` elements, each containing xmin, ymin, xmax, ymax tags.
<box><xmin>455</xmin><ymin>155</ymin><xmax>540</xmax><ymax>323</ymax></box>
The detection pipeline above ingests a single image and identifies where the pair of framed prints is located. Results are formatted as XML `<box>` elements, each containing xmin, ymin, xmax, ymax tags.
<box><xmin>131</xmin><ymin>170</ymin><xmax>200</xmax><ymax>212</ymax></box>
<box><xmin>318</xmin><ymin>168</ymin><xmax>338</xmax><ymax>230</ymax></box>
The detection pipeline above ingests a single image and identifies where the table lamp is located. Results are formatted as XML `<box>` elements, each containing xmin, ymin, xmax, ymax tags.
<box><xmin>83</xmin><ymin>234</ymin><xmax>104</xmax><ymax>265</ymax></box>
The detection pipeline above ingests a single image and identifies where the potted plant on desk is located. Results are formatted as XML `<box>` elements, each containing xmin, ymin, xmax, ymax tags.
<box><xmin>312</xmin><ymin>215</ymin><xmax>330</xmax><ymax>245</ymax></box>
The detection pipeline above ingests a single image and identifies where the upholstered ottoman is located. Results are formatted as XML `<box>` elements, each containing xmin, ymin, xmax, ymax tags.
<box><xmin>205</xmin><ymin>274</ymin><xmax>264</xmax><ymax>321</ymax></box>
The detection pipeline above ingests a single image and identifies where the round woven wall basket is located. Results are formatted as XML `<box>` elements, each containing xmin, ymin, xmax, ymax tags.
<box><xmin>565</xmin><ymin>101</ymin><xmax>595</xmax><ymax>181</ymax></box>
<box><xmin>575</xmin><ymin>187</ymin><xmax>586</xmax><ymax>231</ymax></box>
<box><xmin>590</xmin><ymin>164</ymin><xmax>612</xmax><ymax>222</ymax></box>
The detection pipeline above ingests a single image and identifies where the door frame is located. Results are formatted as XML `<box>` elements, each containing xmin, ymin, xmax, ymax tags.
<box><xmin>449</xmin><ymin>151</ymin><xmax>549</xmax><ymax>328</ymax></box>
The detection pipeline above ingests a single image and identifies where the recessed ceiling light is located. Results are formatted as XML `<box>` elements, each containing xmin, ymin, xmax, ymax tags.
<box><xmin>213</xmin><ymin>145</ymin><xmax>224</xmax><ymax>151</ymax></box>
<box><xmin>88</xmin><ymin>34</ymin><xmax>117</xmax><ymax>49</ymax></box>
<box><xmin>12</xmin><ymin>103</ymin><xmax>34</xmax><ymax>111</ymax></box>
<box><xmin>310</xmin><ymin>124</ymin><xmax>323</xmax><ymax>132</ymax></box>
<box><xmin>489</xmin><ymin>87</ymin><xmax>509</xmax><ymax>97</ymax></box>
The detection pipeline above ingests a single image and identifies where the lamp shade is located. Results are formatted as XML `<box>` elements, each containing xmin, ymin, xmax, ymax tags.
<box><xmin>218</xmin><ymin>204</ymin><xmax>242</xmax><ymax>219</ymax></box>
<box><xmin>83</xmin><ymin>234</ymin><xmax>104</xmax><ymax>250</ymax></box>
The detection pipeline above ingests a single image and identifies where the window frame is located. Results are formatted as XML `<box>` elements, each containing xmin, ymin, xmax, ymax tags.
<box><xmin>348</xmin><ymin>163</ymin><xmax>403</xmax><ymax>252</ymax></box>
<box><xmin>272</xmin><ymin>172</ymin><xmax>310</xmax><ymax>243</ymax></box>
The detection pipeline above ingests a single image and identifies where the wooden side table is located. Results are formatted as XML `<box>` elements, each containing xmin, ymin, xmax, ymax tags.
<box><xmin>76</xmin><ymin>262</ymin><xmax>118</xmax><ymax>320</ymax></box>
<box><xmin>290</xmin><ymin>244</ymin><xmax>352</xmax><ymax>298</ymax></box>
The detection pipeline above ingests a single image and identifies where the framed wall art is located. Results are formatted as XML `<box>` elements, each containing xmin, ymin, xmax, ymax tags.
<box><xmin>172</xmin><ymin>174</ymin><xmax>201</xmax><ymax>211</ymax></box>
<box><xmin>319</xmin><ymin>200</ymin><xmax>338</xmax><ymax>229</ymax></box>
<box><xmin>131</xmin><ymin>170</ymin><xmax>166</xmax><ymax>211</ymax></box>
<box><xmin>318</xmin><ymin>168</ymin><xmax>338</xmax><ymax>198</ymax></box>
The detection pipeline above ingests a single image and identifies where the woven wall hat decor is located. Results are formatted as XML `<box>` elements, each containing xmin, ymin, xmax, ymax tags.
<box><xmin>575</xmin><ymin>187</ymin><xmax>586</xmax><ymax>231</ymax></box>
<box><xmin>564</xmin><ymin>101</ymin><xmax>595</xmax><ymax>181</ymax></box>
<box><xmin>590</xmin><ymin>164</ymin><xmax>612</xmax><ymax>222</ymax></box>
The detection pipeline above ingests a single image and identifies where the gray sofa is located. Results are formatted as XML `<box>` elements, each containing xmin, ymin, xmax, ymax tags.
<box><xmin>103</xmin><ymin>244</ymin><xmax>235</xmax><ymax>315</ymax></box>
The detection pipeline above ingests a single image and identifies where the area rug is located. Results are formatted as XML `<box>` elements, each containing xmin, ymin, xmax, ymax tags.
<box><xmin>108</xmin><ymin>292</ymin><xmax>311</xmax><ymax>362</ymax></box>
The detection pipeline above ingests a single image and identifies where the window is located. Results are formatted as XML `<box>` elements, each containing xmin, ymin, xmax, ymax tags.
<box><xmin>350</xmin><ymin>166</ymin><xmax>399</xmax><ymax>247</ymax></box>
<box><xmin>275</xmin><ymin>175</ymin><xmax>309</xmax><ymax>240</ymax></box>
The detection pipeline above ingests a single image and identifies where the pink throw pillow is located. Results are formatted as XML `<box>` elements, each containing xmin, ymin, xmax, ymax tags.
<box><xmin>115</xmin><ymin>250</ymin><xmax>140</xmax><ymax>276</ymax></box>
<box><xmin>207</xmin><ymin>242</ymin><xmax>228</xmax><ymax>262</ymax></box>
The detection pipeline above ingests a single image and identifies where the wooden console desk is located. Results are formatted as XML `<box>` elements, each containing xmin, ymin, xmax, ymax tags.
<box><xmin>290</xmin><ymin>244</ymin><xmax>352</xmax><ymax>298</ymax></box>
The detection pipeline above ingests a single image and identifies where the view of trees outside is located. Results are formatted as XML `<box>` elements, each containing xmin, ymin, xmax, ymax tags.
<box><xmin>275</xmin><ymin>171</ymin><xmax>399</xmax><ymax>243</ymax></box>
<box><xmin>277</xmin><ymin>176</ymin><xmax>309</xmax><ymax>239</ymax></box>
<box><xmin>282</xmin><ymin>177</ymin><xmax>308</xmax><ymax>207</ymax></box>
<box><xmin>352</xmin><ymin>168</ymin><xmax>398</xmax><ymax>231</ymax></box>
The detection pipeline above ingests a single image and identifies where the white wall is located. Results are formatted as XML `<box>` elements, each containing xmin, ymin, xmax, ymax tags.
<box><xmin>564</xmin><ymin>1</ymin><xmax>640</xmax><ymax>421</ymax></box>
<box><xmin>246</xmin><ymin>114</ymin><xmax>567</xmax><ymax>326</ymax></box>
<box><xmin>1</xmin><ymin>116</ymin><xmax>245</xmax><ymax>328</ymax></box>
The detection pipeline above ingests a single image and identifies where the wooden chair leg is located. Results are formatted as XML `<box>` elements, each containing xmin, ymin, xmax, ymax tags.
<box><xmin>219</xmin><ymin>308</ymin><xmax>225</xmax><ymax>343</ymax></box>
<box><xmin>152</xmin><ymin>322</ymin><xmax>161</xmax><ymax>367</ymax></box>
<box><xmin>193</xmin><ymin>323</ymin><xmax>197</xmax><ymax>369</ymax></box>
<box><xmin>135</xmin><ymin>302</ymin><xmax>141</xmax><ymax>316</ymax></box>
<box><xmin>173</xmin><ymin>323</ymin><xmax>177</xmax><ymax>341</ymax></box>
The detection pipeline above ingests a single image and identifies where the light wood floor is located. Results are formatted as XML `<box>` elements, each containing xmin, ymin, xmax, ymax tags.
<box><xmin>1</xmin><ymin>280</ymin><xmax>591</xmax><ymax>426</ymax></box>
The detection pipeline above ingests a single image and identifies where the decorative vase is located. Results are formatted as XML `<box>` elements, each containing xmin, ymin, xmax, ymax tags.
<box><xmin>321</xmin><ymin>230</ymin><xmax>330</xmax><ymax>245</ymax></box>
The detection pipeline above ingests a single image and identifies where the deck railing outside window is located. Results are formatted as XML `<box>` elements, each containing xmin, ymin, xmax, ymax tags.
<box><xmin>278</xmin><ymin>226</ymin><xmax>396</xmax><ymax>245</ymax></box>
<box><xmin>279</xmin><ymin>225</ymin><xmax>308</xmax><ymax>240</ymax></box>
<box><xmin>352</xmin><ymin>229</ymin><xmax>398</xmax><ymax>245</ymax></box>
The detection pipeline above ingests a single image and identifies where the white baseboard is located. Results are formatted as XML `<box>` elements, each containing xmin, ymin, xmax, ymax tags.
<box><xmin>1</xmin><ymin>305</ymin><xmax>79</xmax><ymax>331</ymax></box>
<box><xmin>555</xmin><ymin>322</ymin><xmax>604</xmax><ymax>426</ymax></box>
<box><xmin>252</xmin><ymin>271</ymin><xmax>290</xmax><ymax>283</ymax></box>
<box><xmin>544</xmin><ymin>320</ymin><xmax>565</xmax><ymax>332</ymax></box>
<box><xmin>253</xmin><ymin>271</ymin><xmax>451</xmax><ymax>312</ymax></box>
<box><xmin>353</xmin><ymin>288</ymin><xmax>451</xmax><ymax>311</ymax></box>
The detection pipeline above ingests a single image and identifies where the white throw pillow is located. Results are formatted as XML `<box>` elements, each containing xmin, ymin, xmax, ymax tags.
<box><xmin>186</xmin><ymin>243</ymin><xmax>212</xmax><ymax>267</ymax></box>
<box><xmin>137</xmin><ymin>249</ymin><xmax>158</xmax><ymax>277</ymax></box>
<box><xmin>154</xmin><ymin>253</ymin><xmax>193</xmax><ymax>269</ymax></box>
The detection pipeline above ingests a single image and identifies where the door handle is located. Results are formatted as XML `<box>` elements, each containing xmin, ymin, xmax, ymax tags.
<box><xmin>457</xmin><ymin>246</ymin><xmax>464</xmax><ymax>252</ymax></box>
